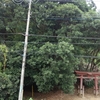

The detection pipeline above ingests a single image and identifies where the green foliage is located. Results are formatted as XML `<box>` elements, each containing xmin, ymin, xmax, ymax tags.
<box><xmin>0</xmin><ymin>43</ymin><xmax>21</xmax><ymax>99</ymax></box>
<box><xmin>84</xmin><ymin>80</ymin><xmax>94</xmax><ymax>88</ymax></box>
<box><xmin>28</xmin><ymin>42</ymin><xmax>78</xmax><ymax>93</ymax></box>
<box><xmin>5</xmin><ymin>68</ymin><xmax>20</xmax><ymax>100</ymax></box>
<box><xmin>0</xmin><ymin>70</ymin><xmax>19</xmax><ymax>100</ymax></box>
<box><xmin>0</xmin><ymin>72</ymin><xmax>12</xmax><ymax>100</ymax></box>
<box><xmin>0</xmin><ymin>0</ymin><xmax>100</xmax><ymax>97</ymax></box>
<box><xmin>0</xmin><ymin>44</ymin><xmax>8</xmax><ymax>71</ymax></box>
<box><xmin>72</xmin><ymin>0</ymin><xmax>90</xmax><ymax>12</ymax></box>
<box><xmin>29</xmin><ymin>98</ymin><xmax>33</xmax><ymax>100</ymax></box>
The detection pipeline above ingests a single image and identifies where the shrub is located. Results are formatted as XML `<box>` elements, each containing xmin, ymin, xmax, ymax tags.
<box><xmin>0</xmin><ymin>68</ymin><xmax>20</xmax><ymax>100</ymax></box>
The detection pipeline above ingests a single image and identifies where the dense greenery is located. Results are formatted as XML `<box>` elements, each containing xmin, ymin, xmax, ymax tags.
<box><xmin>27</xmin><ymin>41</ymin><xmax>77</xmax><ymax>93</ymax></box>
<box><xmin>0</xmin><ymin>0</ymin><xmax>100</xmax><ymax>99</ymax></box>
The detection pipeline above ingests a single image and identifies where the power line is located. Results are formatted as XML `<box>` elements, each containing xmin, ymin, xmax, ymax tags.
<box><xmin>72</xmin><ymin>42</ymin><xmax>100</xmax><ymax>44</ymax></box>
<box><xmin>75</xmin><ymin>55</ymin><xmax>100</xmax><ymax>59</ymax></box>
<box><xmin>1</xmin><ymin>33</ymin><xmax>100</xmax><ymax>40</ymax></box>
<box><xmin>0</xmin><ymin>40</ymin><xmax>24</xmax><ymax>43</ymax></box>
<box><xmin>1</xmin><ymin>40</ymin><xmax>100</xmax><ymax>45</ymax></box>
<box><xmin>0</xmin><ymin>49</ymin><xmax>100</xmax><ymax>59</ymax></box>
<box><xmin>43</xmin><ymin>0</ymin><xmax>100</xmax><ymax>3</ymax></box>
<box><xmin>0</xmin><ymin>17</ymin><xmax>27</xmax><ymax>20</ymax></box>
<box><xmin>47</xmin><ymin>17</ymin><xmax>100</xmax><ymax>21</ymax></box>
<box><xmin>0</xmin><ymin>16</ymin><xmax>100</xmax><ymax>21</ymax></box>
<box><xmin>27</xmin><ymin>34</ymin><xmax>100</xmax><ymax>40</ymax></box>
<box><xmin>0</xmin><ymin>33</ymin><xmax>24</xmax><ymax>35</ymax></box>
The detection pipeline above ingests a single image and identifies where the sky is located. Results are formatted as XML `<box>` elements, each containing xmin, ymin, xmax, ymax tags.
<box><xmin>93</xmin><ymin>0</ymin><xmax>100</xmax><ymax>10</ymax></box>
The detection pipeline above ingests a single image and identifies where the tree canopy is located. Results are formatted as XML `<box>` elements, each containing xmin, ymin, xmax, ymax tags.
<box><xmin>0</xmin><ymin>0</ymin><xmax>100</xmax><ymax>99</ymax></box>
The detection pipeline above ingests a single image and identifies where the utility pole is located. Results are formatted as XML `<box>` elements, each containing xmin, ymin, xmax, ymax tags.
<box><xmin>18</xmin><ymin>0</ymin><xmax>32</xmax><ymax>100</ymax></box>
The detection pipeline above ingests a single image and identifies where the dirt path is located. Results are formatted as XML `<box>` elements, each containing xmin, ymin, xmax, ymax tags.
<box><xmin>24</xmin><ymin>88</ymin><xmax>100</xmax><ymax>100</ymax></box>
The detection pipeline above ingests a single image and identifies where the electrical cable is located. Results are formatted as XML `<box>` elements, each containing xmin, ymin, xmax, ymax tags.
<box><xmin>0</xmin><ymin>33</ymin><xmax>24</xmax><ymax>35</ymax></box>
<box><xmin>1</xmin><ymin>40</ymin><xmax>100</xmax><ymax>45</ymax></box>
<box><xmin>26</xmin><ymin>34</ymin><xmax>100</xmax><ymax>40</ymax></box>
<box><xmin>0</xmin><ymin>16</ymin><xmax>27</xmax><ymax>20</ymax></box>
<box><xmin>42</xmin><ymin>0</ymin><xmax>100</xmax><ymax>3</ymax></box>
<box><xmin>1</xmin><ymin>33</ymin><xmax>100</xmax><ymax>40</ymax></box>
<box><xmin>12</xmin><ymin>0</ymin><xmax>24</xmax><ymax>4</ymax></box>
<box><xmin>0</xmin><ymin>16</ymin><xmax>100</xmax><ymax>20</ymax></box>
<box><xmin>75</xmin><ymin>55</ymin><xmax>100</xmax><ymax>59</ymax></box>
<box><xmin>72</xmin><ymin>43</ymin><xmax>100</xmax><ymax>45</ymax></box>
<box><xmin>47</xmin><ymin>17</ymin><xmax>100</xmax><ymax>21</ymax></box>
<box><xmin>0</xmin><ymin>49</ymin><xmax>100</xmax><ymax>59</ymax></box>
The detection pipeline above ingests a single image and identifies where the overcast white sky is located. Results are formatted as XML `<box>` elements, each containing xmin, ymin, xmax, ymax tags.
<box><xmin>93</xmin><ymin>0</ymin><xmax>100</xmax><ymax>10</ymax></box>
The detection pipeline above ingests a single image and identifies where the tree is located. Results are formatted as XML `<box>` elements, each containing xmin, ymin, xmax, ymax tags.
<box><xmin>0</xmin><ymin>44</ymin><xmax>8</xmax><ymax>71</ymax></box>
<box><xmin>0</xmin><ymin>0</ymin><xmax>100</xmax><ymax>96</ymax></box>
<box><xmin>27</xmin><ymin>41</ymin><xmax>78</xmax><ymax>93</ymax></box>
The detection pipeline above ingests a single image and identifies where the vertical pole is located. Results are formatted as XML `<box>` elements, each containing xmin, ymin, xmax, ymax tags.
<box><xmin>82</xmin><ymin>85</ymin><xmax>84</xmax><ymax>97</ymax></box>
<box><xmin>95</xmin><ymin>76</ymin><xmax>98</xmax><ymax>96</ymax></box>
<box><xmin>32</xmin><ymin>85</ymin><xmax>34</xmax><ymax>99</ymax></box>
<box><xmin>80</xmin><ymin>75</ymin><xmax>83</xmax><ymax>95</ymax></box>
<box><xmin>18</xmin><ymin>0</ymin><xmax>32</xmax><ymax>100</ymax></box>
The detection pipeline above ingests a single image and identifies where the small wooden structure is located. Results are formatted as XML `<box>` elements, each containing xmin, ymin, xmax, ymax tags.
<box><xmin>75</xmin><ymin>71</ymin><xmax>100</xmax><ymax>97</ymax></box>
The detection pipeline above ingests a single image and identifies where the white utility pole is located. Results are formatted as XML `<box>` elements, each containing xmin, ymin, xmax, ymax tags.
<box><xmin>18</xmin><ymin>0</ymin><xmax>32</xmax><ymax>100</ymax></box>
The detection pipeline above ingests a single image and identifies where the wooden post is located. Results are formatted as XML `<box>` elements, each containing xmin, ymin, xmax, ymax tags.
<box><xmin>32</xmin><ymin>85</ymin><xmax>34</xmax><ymax>99</ymax></box>
<box><xmin>78</xmin><ymin>85</ymin><xmax>79</xmax><ymax>94</ymax></box>
<box><xmin>82</xmin><ymin>86</ymin><xmax>84</xmax><ymax>97</ymax></box>
<box><xmin>80</xmin><ymin>75</ymin><xmax>83</xmax><ymax>95</ymax></box>
<box><xmin>95</xmin><ymin>76</ymin><xmax>98</xmax><ymax>96</ymax></box>
<box><xmin>94</xmin><ymin>86</ymin><xmax>95</xmax><ymax>95</ymax></box>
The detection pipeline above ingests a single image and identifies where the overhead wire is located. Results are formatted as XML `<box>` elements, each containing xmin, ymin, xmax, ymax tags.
<box><xmin>0</xmin><ymin>33</ymin><xmax>100</xmax><ymax>40</ymax></box>
<box><xmin>0</xmin><ymin>1</ymin><xmax>100</xmax><ymax>59</ymax></box>
<box><xmin>0</xmin><ymin>2</ymin><xmax>99</xmax><ymax>73</ymax></box>
<box><xmin>46</xmin><ymin>17</ymin><xmax>100</xmax><ymax>21</ymax></box>
<box><xmin>0</xmin><ymin>40</ymin><xmax>100</xmax><ymax>45</ymax></box>
<box><xmin>0</xmin><ymin>42</ymin><xmax>99</xmax><ymax>58</ymax></box>
<box><xmin>0</xmin><ymin>16</ymin><xmax>27</xmax><ymax>20</ymax></box>
<box><xmin>75</xmin><ymin>55</ymin><xmax>100</xmax><ymax>59</ymax></box>
<box><xmin>0</xmin><ymin>33</ymin><xmax>24</xmax><ymax>35</ymax></box>
<box><xmin>26</xmin><ymin>34</ymin><xmax>100</xmax><ymax>40</ymax></box>
<box><xmin>0</xmin><ymin>16</ymin><xmax>100</xmax><ymax>20</ymax></box>
<box><xmin>0</xmin><ymin>49</ymin><xmax>100</xmax><ymax>59</ymax></box>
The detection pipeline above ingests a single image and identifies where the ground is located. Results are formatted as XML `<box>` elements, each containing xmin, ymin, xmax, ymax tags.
<box><xmin>24</xmin><ymin>88</ymin><xmax>100</xmax><ymax>100</ymax></box>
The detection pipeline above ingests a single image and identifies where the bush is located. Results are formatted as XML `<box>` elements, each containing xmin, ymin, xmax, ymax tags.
<box><xmin>0</xmin><ymin>69</ymin><xmax>20</xmax><ymax>100</ymax></box>
<box><xmin>0</xmin><ymin>72</ymin><xmax>12</xmax><ymax>100</ymax></box>
<box><xmin>28</xmin><ymin>42</ymin><xmax>78</xmax><ymax>93</ymax></box>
